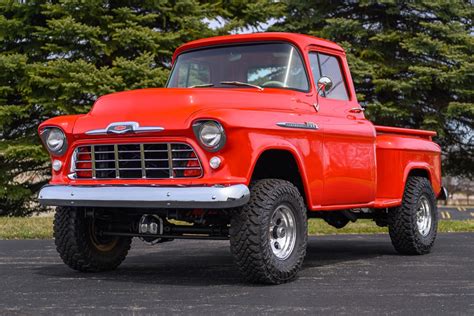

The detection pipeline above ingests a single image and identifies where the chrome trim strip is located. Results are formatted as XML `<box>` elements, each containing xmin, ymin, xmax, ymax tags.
<box><xmin>276</xmin><ymin>122</ymin><xmax>319</xmax><ymax>130</ymax></box>
<box><xmin>134</xmin><ymin>126</ymin><xmax>166</xmax><ymax>133</ymax></box>
<box><xmin>86</xmin><ymin>121</ymin><xmax>164</xmax><ymax>135</ymax></box>
<box><xmin>38</xmin><ymin>184</ymin><xmax>250</xmax><ymax>209</ymax></box>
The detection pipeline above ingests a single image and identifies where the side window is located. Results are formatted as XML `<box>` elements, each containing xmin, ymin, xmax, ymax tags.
<box><xmin>309</xmin><ymin>52</ymin><xmax>349</xmax><ymax>101</ymax></box>
<box><xmin>308</xmin><ymin>52</ymin><xmax>321</xmax><ymax>84</ymax></box>
<box><xmin>177</xmin><ymin>62</ymin><xmax>210</xmax><ymax>87</ymax></box>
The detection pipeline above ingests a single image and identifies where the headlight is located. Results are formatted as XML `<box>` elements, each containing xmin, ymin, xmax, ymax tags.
<box><xmin>41</xmin><ymin>127</ymin><xmax>67</xmax><ymax>156</ymax></box>
<box><xmin>193</xmin><ymin>120</ymin><xmax>226</xmax><ymax>152</ymax></box>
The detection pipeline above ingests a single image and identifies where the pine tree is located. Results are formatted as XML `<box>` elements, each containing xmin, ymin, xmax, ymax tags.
<box><xmin>2</xmin><ymin>0</ymin><xmax>471</xmax><ymax>215</ymax></box>
<box><xmin>0</xmin><ymin>0</ymin><xmax>282</xmax><ymax>216</ymax></box>
<box><xmin>0</xmin><ymin>1</ymin><xmax>214</xmax><ymax>215</ymax></box>
<box><xmin>273</xmin><ymin>0</ymin><xmax>473</xmax><ymax>179</ymax></box>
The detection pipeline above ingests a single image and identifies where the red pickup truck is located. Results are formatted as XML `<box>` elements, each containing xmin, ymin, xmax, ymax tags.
<box><xmin>38</xmin><ymin>33</ymin><xmax>447</xmax><ymax>284</ymax></box>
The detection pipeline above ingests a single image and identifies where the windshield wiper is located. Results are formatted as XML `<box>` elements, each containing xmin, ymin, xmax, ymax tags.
<box><xmin>189</xmin><ymin>83</ymin><xmax>214</xmax><ymax>88</ymax></box>
<box><xmin>220</xmin><ymin>81</ymin><xmax>263</xmax><ymax>91</ymax></box>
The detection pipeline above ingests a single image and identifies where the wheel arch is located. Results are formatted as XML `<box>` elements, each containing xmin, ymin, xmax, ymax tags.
<box><xmin>403</xmin><ymin>163</ymin><xmax>434</xmax><ymax>187</ymax></box>
<box><xmin>248</xmin><ymin>146</ymin><xmax>312</xmax><ymax>207</ymax></box>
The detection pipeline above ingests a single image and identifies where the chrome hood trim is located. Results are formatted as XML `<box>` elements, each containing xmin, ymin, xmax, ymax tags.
<box><xmin>86</xmin><ymin>121</ymin><xmax>164</xmax><ymax>135</ymax></box>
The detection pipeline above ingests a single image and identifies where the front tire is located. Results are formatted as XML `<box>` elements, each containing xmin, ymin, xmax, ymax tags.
<box><xmin>230</xmin><ymin>179</ymin><xmax>307</xmax><ymax>284</ymax></box>
<box><xmin>388</xmin><ymin>176</ymin><xmax>438</xmax><ymax>255</ymax></box>
<box><xmin>54</xmin><ymin>207</ymin><xmax>132</xmax><ymax>272</ymax></box>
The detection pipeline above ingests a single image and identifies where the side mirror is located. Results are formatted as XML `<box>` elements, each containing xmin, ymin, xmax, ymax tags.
<box><xmin>317</xmin><ymin>76</ymin><xmax>333</xmax><ymax>95</ymax></box>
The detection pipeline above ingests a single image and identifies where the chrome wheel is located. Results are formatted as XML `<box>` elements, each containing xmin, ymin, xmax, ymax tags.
<box><xmin>269</xmin><ymin>204</ymin><xmax>297</xmax><ymax>260</ymax></box>
<box><xmin>416</xmin><ymin>196</ymin><xmax>432</xmax><ymax>237</ymax></box>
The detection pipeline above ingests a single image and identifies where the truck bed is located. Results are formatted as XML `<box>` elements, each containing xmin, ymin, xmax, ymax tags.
<box><xmin>374</xmin><ymin>125</ymin><xmax>441</xmax><ymax>208</ymax></box>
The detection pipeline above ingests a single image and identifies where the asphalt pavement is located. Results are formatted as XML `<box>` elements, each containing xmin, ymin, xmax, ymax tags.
<box><xmin>1</xmin><ymin>233</ymin><xmax>473</xmax><ymax>315</ymax></box>
<box><xmin>438</xmin><ymin>206</ymin><xmax>474</xmax><ymax>220</ymax></box>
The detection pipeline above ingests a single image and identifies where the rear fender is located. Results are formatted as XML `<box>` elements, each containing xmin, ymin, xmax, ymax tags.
<box><xmin>403</xmin><ymin>162</ymin><xmax>441</xmax><ymax>199</ymax></box>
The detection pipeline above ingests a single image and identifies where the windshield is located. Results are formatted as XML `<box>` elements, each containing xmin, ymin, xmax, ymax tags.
<box><xmin>167</xmin><ymin>43</ymin><xmax>309</xmax><ymax>91</ymax></box>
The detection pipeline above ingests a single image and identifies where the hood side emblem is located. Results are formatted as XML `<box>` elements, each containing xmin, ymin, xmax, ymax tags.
<box><xmin>276</xmin><ymin>122</ymin><xmax>319</xmax><ymax>130</ymax></box>
<box><xmin>86</xmin><ymin>122</ymin><xmax>164</xmax><ymax>135</ymax></box>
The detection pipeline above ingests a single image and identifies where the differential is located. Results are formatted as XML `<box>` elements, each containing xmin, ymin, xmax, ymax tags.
<box><xmin>138</xmin><ymin>214</ymin><xmax>164</xmax><ymax>245</ymax></box>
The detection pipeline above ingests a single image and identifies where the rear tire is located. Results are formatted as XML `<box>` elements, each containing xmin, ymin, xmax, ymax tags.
<box><xmin>230</xmin><ymin>179</ymin><xmax>307</xmax><ymax>284</ymax></box>
<box><xmin>388</xmin><ymin>176</ymin><xmax>438</xmax><ymax>255</ymax></box>
<box><xmin>54</xmin><ymin>207</ymin><xmax>132</xmax><ymax>272</ymax></box>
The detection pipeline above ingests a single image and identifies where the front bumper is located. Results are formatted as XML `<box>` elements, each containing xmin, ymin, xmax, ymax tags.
<box><xmin>38</xmin><ymin>184</ymin><xmax>250</xmax><ymax>209</ymax></box>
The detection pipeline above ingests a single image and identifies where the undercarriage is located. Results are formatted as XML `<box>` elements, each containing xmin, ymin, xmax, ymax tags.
<box><xmin>82</xmin><ymin>206</ymin><xmax>390</xmax><ymax>245</ymax></box>
<box><xmin>92</xmin><ymin>208</ymin><xmax>232</xmax><ymax>242</ymax></box>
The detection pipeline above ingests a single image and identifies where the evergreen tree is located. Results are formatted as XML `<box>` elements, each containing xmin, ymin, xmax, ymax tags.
<box><xmin>273</xmin><ymin>0</ymin><xmax>473</xmax><ymax>179</ymax></box>
<box><xmin>1</xmin><ymin>0</ymin><xmax>472</xmax><ymax>215</ymax></box>
<box><xmin>0</xmin><ymin>0</ymin><xmax>281</xmax><ymax>215</ymax></box>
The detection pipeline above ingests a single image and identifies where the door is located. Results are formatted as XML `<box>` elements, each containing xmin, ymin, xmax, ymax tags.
<box><xmin>308</xmin><ymin>51</ymin><xmax>376</xmax><ymax>206</ymax></box>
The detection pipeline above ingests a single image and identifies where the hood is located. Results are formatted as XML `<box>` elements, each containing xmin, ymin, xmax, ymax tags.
<box><xmin>73</xmin><ymin>88</ymin><xmax>301</xmax><ymax>137</ymax></box>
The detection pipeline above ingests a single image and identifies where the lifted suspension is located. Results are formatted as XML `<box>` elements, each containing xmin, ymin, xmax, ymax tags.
<box><xmin>102</xmin><ymin>222</ymin><xmax>230</xmax><ymax>241</ymax></box>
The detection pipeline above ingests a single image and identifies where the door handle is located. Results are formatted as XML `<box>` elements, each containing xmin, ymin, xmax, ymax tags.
<box><xmin>349</xmin><ymin>107</ymin><xmax>365</xmax><ymax>113</ymax></box>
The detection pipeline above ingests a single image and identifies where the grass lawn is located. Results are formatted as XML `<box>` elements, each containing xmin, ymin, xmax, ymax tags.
<box><xmin>0</xmin><ymin>216</ymin><xmax>473</xmax><ymax>240</ymax></box>
<box><xmin>0</xmin><ymin>217</ymin><xmax>54</xmax><ymax>239</ymax></box>
<box><xmin>308</xmin><ymin>218</ymin><xmax>474</xmax><ymax>235</ymax></box>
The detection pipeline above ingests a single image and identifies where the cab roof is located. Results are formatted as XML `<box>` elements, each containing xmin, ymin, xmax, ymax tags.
<box><xmin>172</xmin><ymin>32</ymin><xmax>345</xmax><ymax>63</ymax></box>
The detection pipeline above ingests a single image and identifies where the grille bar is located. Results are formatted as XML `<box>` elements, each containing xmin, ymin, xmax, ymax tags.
<box><xmin>72</xmin><ymin>142</ymin><xmax>203</xmax><ymax>179</ymax></box>
<box><xmin>167</xmin><ymin>143</ymin><xmax>173</xmax><ymax>179</ymax></box>
<box><xmin>114</xmin><ymin>144</ymin><xmax>120</xmax><ymax>178</ymax></box>
<box><xmin>91</xmin><ymin>146</ymin><xmax>96</xmax><ymax>179</ymax></box>
<box><xmin>140</xmin><ymin>144</ymin><xmax>146</xmax><ymax>178</ymax></box>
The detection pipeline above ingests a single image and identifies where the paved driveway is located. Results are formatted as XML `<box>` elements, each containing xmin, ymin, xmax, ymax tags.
<box><xmin>1</xmin><ymin>233</ymin><xmax>473</xmax><ymax>315</ymax></box>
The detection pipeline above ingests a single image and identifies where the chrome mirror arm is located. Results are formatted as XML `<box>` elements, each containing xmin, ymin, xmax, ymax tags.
<box><xmin>314</xmin><ymin>76</ymin><xmax>333</xmax><ymax>112</ymax></box>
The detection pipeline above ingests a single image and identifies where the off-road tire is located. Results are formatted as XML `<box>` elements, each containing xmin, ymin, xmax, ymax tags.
<box><xmin>230</xmin><ymin>179</ymin><xmax>307</xmax><ymax>284</ymax></box>
<box><xmin>54</xmin><ymin>207</ymin><xmax>132</xmax><ymax>272</ymax></box>
<box><xmin>388</xmin><ymin>176</ymin><xmax>438</xmax><ymax>255</ymax></box>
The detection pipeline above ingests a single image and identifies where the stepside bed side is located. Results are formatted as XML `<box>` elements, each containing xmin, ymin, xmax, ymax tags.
<box><xmin>374</xmin><ymin>127</ymin><xmax>441</xmax><ymax>208</ymax></box>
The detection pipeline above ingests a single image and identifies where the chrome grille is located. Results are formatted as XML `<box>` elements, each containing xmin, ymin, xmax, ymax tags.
<box><xmin>72</xmin><ymin>143</ymin><xmax>202</xmax><ymax>179</ymax></box>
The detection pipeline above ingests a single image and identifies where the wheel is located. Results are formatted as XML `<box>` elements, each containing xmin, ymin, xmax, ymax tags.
<box><xmin>54</xmin><ymin>207</ymin><xmax>132</xmax><ymax>272</ymax></box>
<box><xmin>388</xmin><ymin>176</ymin><xmax>438</xmax><ymax>255</ymax></box>
<box><xmin>230</xmin><ymin>179</ymin><xmax>307</xmax><ymax>284</ymax></box>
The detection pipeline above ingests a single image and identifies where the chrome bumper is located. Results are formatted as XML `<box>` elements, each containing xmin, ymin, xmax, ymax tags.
<box><xmin>38</xmin><ymin>184</ymin><xmax>250</xmax><ymax>209</ymax></box>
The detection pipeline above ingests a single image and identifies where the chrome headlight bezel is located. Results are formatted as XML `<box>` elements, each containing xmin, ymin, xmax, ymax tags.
<box><xmin>40</xmin><ymin>127</ymin><xmax>68</xmax><ymax>156</ymax></box>
<box><xmin>192</xmin><ymin>120</ymin><xmax>226</xmax><ymax>152</ymax></box>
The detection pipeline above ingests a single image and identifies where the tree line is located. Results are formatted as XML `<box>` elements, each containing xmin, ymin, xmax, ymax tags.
<box><xmin>0</xmin><ymin>0</ymin><xmax>472</xmax><ymax>215</ymax></box>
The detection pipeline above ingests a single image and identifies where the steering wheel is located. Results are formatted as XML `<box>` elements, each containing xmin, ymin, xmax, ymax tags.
<box><xmin>262</xmin><ymin>80</ymin><xmax>285</xmax><ymax>88</ymax></box>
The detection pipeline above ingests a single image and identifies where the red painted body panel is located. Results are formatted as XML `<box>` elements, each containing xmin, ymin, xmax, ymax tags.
<box><xmin>39</xmin><ymin>33</ymin><xmax>443</xmax><ymax>211</ymax></box>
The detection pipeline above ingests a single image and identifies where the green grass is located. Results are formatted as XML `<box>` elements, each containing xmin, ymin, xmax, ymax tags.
<box><xmin>0</xmin><ymin>217</ymin><xmax>53</xmax><ymax>239</ymax></box>
<box><xmin>0</xmin><ymin>217</ymin><xmax>473</xmax><ymax>240</ymax></box>
<box><xmin>308</xmin><ymin>219</ymin><xmax>474</xmax><ymax>235</ymax></box>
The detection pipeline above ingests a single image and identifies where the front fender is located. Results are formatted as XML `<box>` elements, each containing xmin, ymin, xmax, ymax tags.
<box><xmin>192</xmin><ymin>107</ymin><xmax>321</xmax><ymax>208</ymax></box>
<box><xmin>247</xmin><ymin>140</ymin><xmax>315</xmax><ymax>208</ymax></box>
